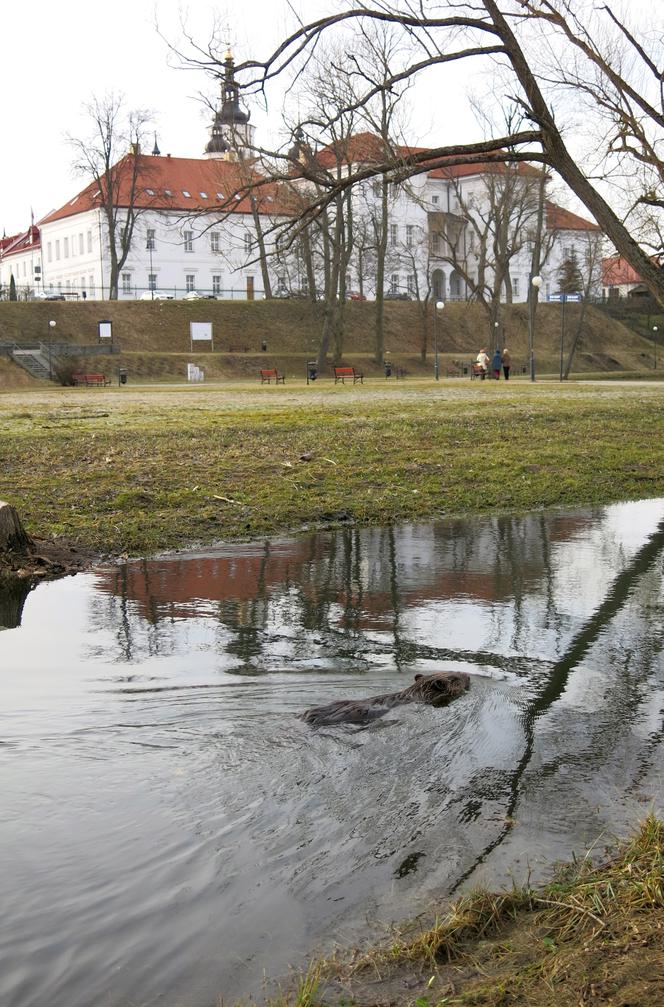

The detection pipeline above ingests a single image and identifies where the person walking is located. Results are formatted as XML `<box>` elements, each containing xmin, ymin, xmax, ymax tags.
<box><xmin>491</xmin><ymin>347</ymin><xmax>502</xmax><ymax>379</ymax></box>
<box><xmin>502</xmin><ymin>347</ymin><xmax>511</xmax><ymax>381</ymax></box>
<box><xmin>476</xmin><ymin>347</ymin><xmax>489</xmax><ymax>379</ymax></box>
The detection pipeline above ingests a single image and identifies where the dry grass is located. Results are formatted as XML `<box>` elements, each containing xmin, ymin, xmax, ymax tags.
<box><xmin>262</xmin><ymin>816</ymin><xmax>664</xmax><ymax>1007</ymax></box>
<box><xmin>2</xmin><ymin>380</ymin><xmax>664</xmax><ymax>556</ymax></box>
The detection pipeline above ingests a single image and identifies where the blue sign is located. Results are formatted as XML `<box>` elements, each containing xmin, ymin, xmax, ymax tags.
<box><xmin>548</xmin><ymin>292</ymin><xmax>583</xmax><ymax>302</ymax></box>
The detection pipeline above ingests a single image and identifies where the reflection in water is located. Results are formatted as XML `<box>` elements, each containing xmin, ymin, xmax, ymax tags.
<box><xmin>0</xmin><ymin>576</ymin><xmax>32</xmax><ymax>630</ymax></box>
<box><xmin>1</xmin><ymin>501</ymin><xmax>663</xmax><ymax>1007</ymax></box>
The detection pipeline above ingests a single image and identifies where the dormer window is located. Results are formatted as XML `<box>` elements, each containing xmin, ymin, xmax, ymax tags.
<box><xmin>182</xmin><ymin>190</ymin><xmax>191</xmax><ymax>198</ymax></box>
<box><xmin>216</xmin><ymin>192</ymin><xmax>224</xmax><ymax>200</ymax></box>
<box><xmin>146</xmin><ymin>188</ymin><xmax>155</xmax><ymax>196</ymax></box>
<box><xmin>199</xmin><ymin>191</ymin><xmax>208</xmax><ymax>198</ymax></box>
<box><xmin>164</xmin><ymin>189</ymin><xmax>173</xmax><ymax>196</ymax></box>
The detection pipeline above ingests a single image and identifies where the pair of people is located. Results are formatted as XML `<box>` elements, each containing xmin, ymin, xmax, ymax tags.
<box><xmin>476</xmin><ymin>347</ymin><xmax>511</xmax><ymax>380</ymax></box>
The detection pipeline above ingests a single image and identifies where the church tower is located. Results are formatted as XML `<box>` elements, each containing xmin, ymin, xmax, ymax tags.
<box><xmin>204</xmin><ymin>48</ymin><xmax>255</xmax><ymax>160</ymax></box>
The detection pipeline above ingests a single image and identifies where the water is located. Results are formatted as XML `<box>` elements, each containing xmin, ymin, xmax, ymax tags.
<box><xmin>1</xmin><ymin>500</ymin><xmax>663</xmax><ymax>1007</ymax></box>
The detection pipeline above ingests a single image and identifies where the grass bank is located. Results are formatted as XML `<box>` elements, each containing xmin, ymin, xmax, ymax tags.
<box><xmin>273</xmin><ymin>816</ymin><xmax>664</xmax><ymax>1007</ymax></box>
<box><xmin>1</xmin><ymin>380</ymin><xmax>664</xmax><ymax>556</ymax></box>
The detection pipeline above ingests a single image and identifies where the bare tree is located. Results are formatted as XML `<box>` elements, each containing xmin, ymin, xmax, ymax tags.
<box><xmin>225</xmin><ymin>1</ymin><xmax>663</xmax><ymax>305</ymax></box>
<box><xmin>68</xmin><ymin>94</ymin><xmax>154</xmax><ymax>300</ymax></box>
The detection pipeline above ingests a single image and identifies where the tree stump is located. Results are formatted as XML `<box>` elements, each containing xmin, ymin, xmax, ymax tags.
<box><xmin>0</xmin><ymin>501</ymin><xmax>32</xmax><ymax>554</ymax></box>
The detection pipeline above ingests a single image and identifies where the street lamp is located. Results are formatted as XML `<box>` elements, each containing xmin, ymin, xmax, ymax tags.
<box><xmin>528</xmin><ymin>275</ymin><xmax>543</xmax><ymax>382</ymax></box>
<box><xmin>653</xmin><ymin>326</ymin><xmax>659</xmax><ymax>370</ymax></box>
<box><xmin>434</xmin><ymin>300</ymin><xmax>444</xmax><ymax>380</ymax></box>
<box><xmin>48</xmin><ymin>319</ymin><xmax>56</xmax><ymax>380</ymax></box>
<box><xmin>146</xmin><ymin>233</ymin><xmax>154</xmax><ymax>300</ymax></box>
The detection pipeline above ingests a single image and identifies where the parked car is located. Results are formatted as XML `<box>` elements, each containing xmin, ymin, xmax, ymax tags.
<box><xmin>32</xmin><ymin>291</ymin><xmax>66</xmax><ymax>300</ymax></box>
<box><xmin>139</xmin><ymin>290</ymin><xmax>174</xmax><ymax>300</ymax></box>
<box><xmin>182</xmin><ymin>290</ymin><xmax>203</xmax><ymax>300</ymax></box>
<box><xmin>347</xmin><ymin>291</ymin><xmax>367</xmax><ymax>301</ymax></box>
<box><xmin>384</xmin><ymin>291</ymin><xmax>412</xmax><ymax>300</ymax></box>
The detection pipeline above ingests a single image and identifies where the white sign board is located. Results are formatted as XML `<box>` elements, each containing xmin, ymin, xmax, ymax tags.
<box><xmin>190</xmin><ymin>321</ymin><xmax>213</xmax><ymax>350</ymax></box>
<box><xmin>98</xmin><ymin>321</ymin><xmax>113</xmax><ymax>339</ymax></box>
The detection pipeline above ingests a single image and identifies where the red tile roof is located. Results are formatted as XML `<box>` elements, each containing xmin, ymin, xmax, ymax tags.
<box><xmin>545</xmin><ymin>201</ymin><xmax>600</xmax><ymax>231</ymax></box>
<box><xmin>316</xmin><ymin>131</ymin><xmax>544</xmax><ymax>181</ymax></box>
<box><xmin>602</xmin><ymin>255</ymin><xmax>643</xmax><ymax>286</ymax></box>
<box><xmin>0</xmin><ymin>226</ymin><xmax>41</xmax><ymax>256</ymax></box>
<box><xmin>39</xmin><ymin>154</ymin><xmax>292</xmax><ymax>225</ymax></box>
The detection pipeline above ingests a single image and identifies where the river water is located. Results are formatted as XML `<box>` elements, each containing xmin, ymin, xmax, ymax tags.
<box><xmin>1</xmin><ymin>500</ymin><xmax>663</xmax><ymax>1006</ymax></box>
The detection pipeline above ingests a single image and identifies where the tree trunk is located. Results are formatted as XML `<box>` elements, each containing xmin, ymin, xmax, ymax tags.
<box><xmin>0</xmin><ymin>502</ymin><xmax>32</xmax><ymax>554</ymax></box>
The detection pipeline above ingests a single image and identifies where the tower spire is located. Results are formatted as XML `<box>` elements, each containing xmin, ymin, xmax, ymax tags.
<box><xmin>204</xmin><ymin>46</ymin><xmax>255</xmax><ymax>160</ymax></box>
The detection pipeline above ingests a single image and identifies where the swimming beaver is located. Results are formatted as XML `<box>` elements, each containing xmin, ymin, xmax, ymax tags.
<box><xmin>300</xmin><ymin>671</ymin><xmax>470</xmax><ymax>726</ymax></box>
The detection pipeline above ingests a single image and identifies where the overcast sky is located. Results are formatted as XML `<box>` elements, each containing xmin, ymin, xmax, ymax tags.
<box><xmin>2</xmin><ymin>0</ymin><xmax>500</xmax><ymax>236</ymax></box>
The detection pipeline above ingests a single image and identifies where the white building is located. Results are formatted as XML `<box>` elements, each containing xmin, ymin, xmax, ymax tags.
<box><xmin>1</xmin><ymin>55</ymin><xmax>602</xmax><ymax>304</ymax></box>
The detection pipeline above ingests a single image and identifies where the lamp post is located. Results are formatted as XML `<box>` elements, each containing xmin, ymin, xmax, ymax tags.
<box><xmin>146</xmin><ymin>234</ymin><xmax>154</xmax><ymax>300</ymax></box>
<box><xmin>434</xmin><ymin>300</ymin><xmax>444</xmax><ymax>380</ymax></box>
<box><xmin>653</xmin><ymin>326</ymin><xmax>659</xmax><ymax>370</ymax></box>
<box><xmin>528</xmin><ymin>275</ymin><xmax>542</xmax><ymax>382</ymax></box>
<box><xmin>48</xmin><ymin>319</ymin><xmax>56</xmax><ymax>380</ymax></box>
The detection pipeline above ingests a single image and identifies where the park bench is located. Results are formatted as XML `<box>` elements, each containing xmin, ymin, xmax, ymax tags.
<box><xmin>334</xmin><ymin>365</ymin><xmax>363</xmax><ymax>385</ymax></box>
<box><xmin>446</xmin><ymin>361</ymin><xmax>462</xmax><ymax>377</ymax></box>
<box><xmin>259</xmin><ymin>368</ymin><xmax>285</xmax><ymax>385</ymax></box>
<box><xmin>72</xmin><ymin>373</ymin><xmax>110</xmax><ymax>387</ymax></box>
<box><xmin>470</xmin><ymin>363</ymin><xmax>486</xmax><ymax>380</ymax></box>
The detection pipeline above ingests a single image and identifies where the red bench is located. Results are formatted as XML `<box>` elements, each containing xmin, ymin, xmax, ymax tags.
<box><xmin>72</xmin><ymin>373</ymin><xmax>110</xmax><ymax>386</ymax></box>
<box><xmin>259</xmin><ymin>368</ymin><xmax>285</xmax><ymax>385</ymax></box>
<box><xmin>334</xmin><ymin>366</ymin><xmax>363</xmax><ymax>384</ymax></box>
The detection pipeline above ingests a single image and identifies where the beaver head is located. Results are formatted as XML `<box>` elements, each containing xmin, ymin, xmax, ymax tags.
<box><xmin>411</xmin><ymin>671</ymin><xmax>470</xmax><ymax>702</ymax></box>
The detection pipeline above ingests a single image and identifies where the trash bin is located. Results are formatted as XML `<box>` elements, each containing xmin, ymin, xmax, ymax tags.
<box><xmin>307</xmin><ymin>361</ymin><xmax>318</xmax><ymax>382</ymax></box>
<box><xmin>384</xmin><ymin>362</ymin><xmax>392</xmax><ymax>378</ymax></box>
<box><xmin>119</xmin><ymin>368</ymin><xmax>128</xmax><ymax>385</ymax></box>
<box><xmin>261</xmin><ymin>340</ymin><xmax>267</xmax><ymax>352</ymax></box>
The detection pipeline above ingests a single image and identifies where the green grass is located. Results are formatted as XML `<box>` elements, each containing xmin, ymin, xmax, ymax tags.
<box><xmin>2</xmin><ymin>379</ymin><xmax>664</xmax><ymax>555</ymax></box>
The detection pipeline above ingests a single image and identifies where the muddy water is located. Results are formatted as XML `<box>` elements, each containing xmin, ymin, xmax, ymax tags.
<box><xmin>1</xmin><ymin>500</ymin><xmax>663</xmax><ymax>1007</ymax></box>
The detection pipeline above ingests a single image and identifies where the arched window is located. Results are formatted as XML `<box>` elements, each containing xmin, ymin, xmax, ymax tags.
<box><xmin>450</xmin><ymin>271</ymin><xmax>462</xmax><ymax>298</ymax></box>
<box><xmin>432</xmin><ymin>269</ymin><xmax>446</xmax><ymax>301</ymax></box>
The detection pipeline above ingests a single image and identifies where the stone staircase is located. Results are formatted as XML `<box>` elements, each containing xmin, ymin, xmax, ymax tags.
<box><xmin>10</xmin><ymin>344</ymin><xmax>53</xmax><ymax>381</ymax></box>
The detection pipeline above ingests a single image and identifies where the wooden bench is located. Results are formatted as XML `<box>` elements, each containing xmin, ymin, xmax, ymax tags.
<box><xmin>72</xmin><ymin>373</ymin><xmax>110</xmax><ymax>386</ymax></box>
<box><xmin>334</xmin><ymin>366</ymin><xmax>363</xmax><ymax>384</ymax></box>
<box><xmin>259</xmin><ymin>368</ymin><xmax>285</xmax><ymax>385</ymax></box>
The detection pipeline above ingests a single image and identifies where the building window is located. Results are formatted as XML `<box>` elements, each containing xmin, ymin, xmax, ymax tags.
<box><xmin>148</xmin><ymin>274</ymin><xmax>157</xmax><ymax>291</ymax></box>
<box><xmin>64</xmin><ymin>237</ymin><xmax>69</xmax><ymax>258</ymax></box>
<box><xmin>210</xmin><ymin>232</ymin><xmax>220</xmax><ymax>253</ymax></box>
<box><xmin>146</xmin><ymin>229</ymin><xmax>156</xmax><ymax>251</ymax></box>
<box><xmin>87</xmin><ymin>231</ymin><xmax>92</xmax><ymax>253</ymax></box>
<box><xmin>389</xmin><ymin>224</ymin><xmax>398</xmax><ymax>246</ymax></box>
<box><xmin>55</xmin><ymin>240</ymin><xmax>61</xmax><ymax>261</ymax></box>
<box><xmin>185</xmin><ymin>274</ymin><xmax>195</xmax><ymax>292</ymax></box>
<box><xmin>183</xmin><ymin>231</ymin><xmax>193</xmax><ymax>252</ymax></box>
<box><xmin>432</xmin><ymin>195</ymin><xmax>440</xmax><ymax>205</ymax></box>
<box><xmin>79</xmin><ymin>233</ymin><xmax>84</xmax><ymax>255</ymax></box>
<box><xmin>244</xmin><ymin>233</ymin><xmax>252</xmax><ymax>253</ymax></box>
<box><xmin>372</xmin><ymin>180</ymin><xmax>381</xmax><ymax>197</ymax></box>
<box><xmin>212</xmin><ymin>275</ymin><xmax>221</xmax><ymax>295</ymax></box>
<box><xmin>122</xmin><ymin>272</ymin><xmax>132</xmax><ymax>293</ymax></box>
<box><xmin>406</xmin><ymin>224</ymin><xmax>414</xmax><ymax>248</ymax></box>
<box><xmin>81</xmin><ymin>276</ymin><xmax>86</xmax><ymax>291</ymax></box>
<box><xmin>47</xmin><ymin>242</ymin><xmax>52</xmax><ymax>262</ymax></box>
<box><xmin>276</xmin><ymin>275</ymin><xmax>287</xmax><ymax>294</ymax></box>
<box><xmin>407</xmin><ymin>274</ymin><xmax>415</xmax><ymax>294</ymax></box>
<box><xmin>89</xmin><ymin>275</ymin><xmax>95</xmax><ymax>296</ymax></box>
<box><xmin>513</xmin><ymin>277</ymin><xmax>520</xmax><ymax>296</ymax></box>
<box><xmin>431</xmin><ymin>232</ymin><xmax>441</xmax><ymax>255</ymax></box>
<box><xmin>389</xmin><ymin>273</ymin><xmax>399</xmax><ymax>294</ymax></box>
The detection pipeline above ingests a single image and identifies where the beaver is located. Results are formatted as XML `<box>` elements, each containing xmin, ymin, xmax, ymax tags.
<box><xmin>300</xmin><ymin>671</ymin><xmax>470</xmax><ymax>726</ymax></box>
